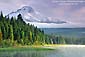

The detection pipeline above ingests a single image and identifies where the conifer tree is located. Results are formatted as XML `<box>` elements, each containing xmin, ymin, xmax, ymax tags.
<box><xmin>0</xmin><ymin>27</ymin><xmax>2</xmax><ymax>43</ymax></box>
<box><xmin>9</xmin><ymin>25</ymin><xmax>14</xmax><ymax>43</ymax></box>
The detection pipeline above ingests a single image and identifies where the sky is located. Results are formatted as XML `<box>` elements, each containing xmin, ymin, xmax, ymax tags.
<box><xmin>0</xmin><ymin>0</ymin><xmax>85</xmax><ymax>28</ymax></box>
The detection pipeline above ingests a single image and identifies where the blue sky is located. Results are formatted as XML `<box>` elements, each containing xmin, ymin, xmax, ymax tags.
<box><xmin>0</xmin><ymin>0</ymin><xmax>85</xmax><ymax>28</ymax></box>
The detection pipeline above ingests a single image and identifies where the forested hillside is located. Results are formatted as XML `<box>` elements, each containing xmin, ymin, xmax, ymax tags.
<box><xmin>0</xmin><ymin>12</ymin><xmax>66</xmax><ymax>47</ymax></box>
<box><xmin>0</xmin><ymin>12</ymin><xmax>46</xmax><ymax>47</ymax></box>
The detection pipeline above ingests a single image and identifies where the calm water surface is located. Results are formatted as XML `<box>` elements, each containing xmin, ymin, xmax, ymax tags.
<box><xmin>46</xmin><ymin>47</ymin><xmax>85</xmax><ymax>57</ymax></box>
<box><xmin>0</xmin><ymin>47</ymin><xmax>85</xmax><ymax>57</ymax></box>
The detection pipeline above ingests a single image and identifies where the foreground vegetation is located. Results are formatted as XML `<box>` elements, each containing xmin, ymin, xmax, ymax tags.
<box><xmin>0</xmin><ymin>47</ymin><xmax>54</xmax><ymax>52</ymax></box>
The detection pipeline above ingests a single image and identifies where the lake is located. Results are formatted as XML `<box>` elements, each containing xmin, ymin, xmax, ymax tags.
<box><xmin>46</xmin><ymin>46</ymin><xmax>85</xmax><ymax>57</ymax></box>
<box><xmin>48</xmin><ymin>47</ymin><xmax>85</xmax><ymax>57</ymax></box>
<box><xmin>41</xmin><ymin>28</ymin><xmax>85</xmax><ymax>38</ymax></box>
<box><xmin>0</xmin><ymin>46</ymin><xmax>85</xmax><ymax>57</ymax></box>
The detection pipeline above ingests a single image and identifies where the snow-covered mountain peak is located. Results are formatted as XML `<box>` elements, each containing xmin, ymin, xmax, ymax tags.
<box><xmin>7</xmin><ymin>6</ymin><xmax>67</xmax><ymax>25</ymax></box>
<box><xmin>16</xmin><ymin>6</ymin><xmax>34</xmax><ymax>13</ymax></box>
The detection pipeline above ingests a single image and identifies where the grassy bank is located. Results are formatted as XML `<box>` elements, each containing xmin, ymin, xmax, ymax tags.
<box><xmin>0</xmin><ymin>46</ymin><xmax>54</xmax><ymax>52</ymax></box>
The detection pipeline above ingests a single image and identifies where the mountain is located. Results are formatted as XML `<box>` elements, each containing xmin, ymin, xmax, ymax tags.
<box><xmin>7</xmin><ymin>6</ymin><xmax>67</xmax><ymax>24</ymax></box>
<box><xmin>6</xmin><ymin>6</ymin><xmax>79</xmax><ymax>28</ymax></box>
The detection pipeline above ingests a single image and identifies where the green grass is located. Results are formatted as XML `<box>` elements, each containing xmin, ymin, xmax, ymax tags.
<box><xmin>0</xmin><ymin>47</ymin><xmax>54</xmax><ymax>52</ymax></box>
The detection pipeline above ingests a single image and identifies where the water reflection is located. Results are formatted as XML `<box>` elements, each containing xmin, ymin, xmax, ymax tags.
<box><xmin>0</xmin><ymin>47</ymin><xmax>85</xmax><ymax>57</ymax></box>
<box><xmin>0</xmin><ymin>51</ymin><xmax>51</xmax><ymax>57</ymax></box>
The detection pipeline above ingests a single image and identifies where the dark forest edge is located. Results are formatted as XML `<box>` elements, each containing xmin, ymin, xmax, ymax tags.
<box><xmin>0</xmin><ymin>12</ymin><xmax>85</xmax><ymax>48</ymax></box>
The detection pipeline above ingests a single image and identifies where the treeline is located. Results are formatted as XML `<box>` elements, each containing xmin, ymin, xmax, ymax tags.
<box><xmin>64</xmin><ymin>37</ymin><xmax>85</xmax><ymax>45</ymax></box>
<box><xmin>0</xmin><ymin>12</ymin><xmax>50</xmax><ymax>47</ymax></box>
<box><xmin>48</xmin><ymin>34</ymin><xmax>85</xmax><ymax>45</ymax></box>
<box><xmin>0</xmin><ymin>12</ymin><xmax>67</xmax><ymax>47</ymax></box>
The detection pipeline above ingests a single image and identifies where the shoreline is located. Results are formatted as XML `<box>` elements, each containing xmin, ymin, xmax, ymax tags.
<box><xmin>0</xmin><ymin>45</ymin><xmax>85</xmax><ymax>49</ymax></box>
<box><xmin>41</xmin><ymin>44</ymin><xmax>85</xmax><ymax>49</ymax></box>
<box><xmin>58</xmin><ymin>45</ymin><xmax>85</xmax><ymax>47</ymax></box>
